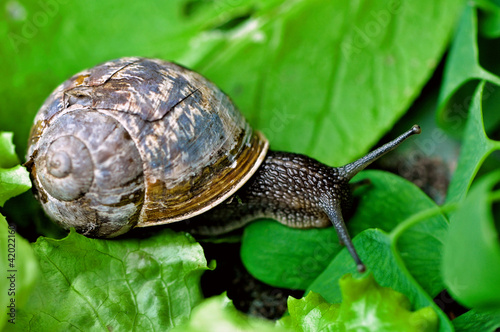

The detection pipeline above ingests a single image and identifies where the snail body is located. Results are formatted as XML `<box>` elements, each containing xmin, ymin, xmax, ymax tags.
<box><xmin>27</xmin><ymin>57</ymin><xmax>420</xmax><ymax>272</ymax></box>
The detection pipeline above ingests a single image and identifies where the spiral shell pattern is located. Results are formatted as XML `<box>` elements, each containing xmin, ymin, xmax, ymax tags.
<box><xmin>27</xmin><ymin>57</ymin><xmax>268</xmax><ymax>237</ymax></box>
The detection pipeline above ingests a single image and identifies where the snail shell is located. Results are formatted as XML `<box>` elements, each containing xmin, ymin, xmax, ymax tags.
<box><xmin>27</xmin><ymin>57</ymin><xmax>268</xmax><ymax>238</ymax></box>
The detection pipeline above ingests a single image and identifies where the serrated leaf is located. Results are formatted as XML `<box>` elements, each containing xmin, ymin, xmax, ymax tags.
<box><xmin>173</xmin><ymin>293</ymin><xmax>286</xmax><ymax>332</ymax></box>
<box><xmin>14</xmin><ymin>229</ymin><xmax>209</xmax><ymax>331</ymax></box>
<box><xmin>442</xmin><ymin>171</ymin><xmax>500</xmax><ymax>310</ymax></box>
<box><xmin>279</xmin><ymin>291</ymin><xmax>340</xmax><ymax>332</ymax></box>
<box><xmin>277</xmin><ymin>291</ymin><xmax>341</xmax><ymax>331</ymax></box>
<box><xmin>278</xmin><ymin>274</ymin><xmax>438</xmax><ymax>332</ymax></box>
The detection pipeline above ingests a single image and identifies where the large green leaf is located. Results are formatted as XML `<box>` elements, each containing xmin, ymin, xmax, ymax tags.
<box><xmin>12</xmin><ymin>229</ymin><xmax>209</xmax><ymax>331</ymax></box>
<box><xmin>1</xmin><ymin>0</ymin><xmax>463</xmax><ymax>167</ymax></box>
<box><xmin>0</xmin><ymin>0</ymin><xmax>254</xmax><ymax>156</ymax></box>
<box><xmin>241</xmin><ymin>171</ymin><xmax>448</xmax><ymax>297</ymax></box>
<box><xmin>191</xmin><ymin>0</ymin><xmax>465</xmax><ymax>165</ymax></box>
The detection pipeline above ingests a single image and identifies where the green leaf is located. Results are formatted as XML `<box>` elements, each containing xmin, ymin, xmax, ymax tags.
<box><xmin>279</xmin><ymin>292</ymin><xmax>339</xmax><ymax>331</ymax></box>
<box><xmin>1</xmin><ymin>0</ymin><xmax>463</xmax><ymax>166</ymax></box>
<box><xmin>173</xmin><ymin>293</ymin><xmax>286</xmax><ymax>332</ymax></box>
<box><xmin>445</xmin><ymin>81</ymin><xmax>500</xmax><ymax>204</ymax></box>
<box><xmin>241</xmin><ymin>220</ymin><xmax>342</xmax><ymax>290</ymax></box>
<box><xmin>14</xmin><ymin>229</ymin><xmax>209</xmax><ymax>331</ymax></box>
<box><xmin>437</xmin><ymin>3</ymin><xmax>500</xmax><ymax>133</ymax></box>
<box><xmin>476</xmin><ymin>0</ymin><xmax>500</xmax><ymax>38</ymax></box>
<box><xmin>278</xmin><ymin>291</ymin><xmax>340</xmax><ymax>331</ymax></box>
<box><xmin>442</xmin><ymin>170</ymin><xmax>500</xmax><ymax>310</ymax></box>
<box><xmin>191</xmin><ymin>0</ymin><xmax>465</xmax><ymax>165</ymax></box>
<box><xmin>0</xmin><ymin>165</ymin><xmax>32</xmax><ymax>207</ymax></box>
<box><xmin>278</xmin><ymin>274</ymin><xmax>438</xmax><ymax>332</ymax></box>
<box><xmin>241</xmin><ymin>171</ymin><xmax>448</xmax><ymax>297</ymax></box>
<box><xmin>0</xmin><ymin>132</ymin><xmax>31</xmax><ymax>207</ymax></box>
<box><xmin>452</xmin><ymin>308</ymin><xmax>500</xmax><ymax>332</ymax></box>
<box><xmin>0</xmin><ymin>0</ymin><xmax>211</xmax><ymax>156</ymax></box>
<box><xmin>349</xmin><ymin>172</ymin><xmax>448</xmax><ymax>300</ymax></box>
<box><xmin>0</xmin><ymin>132</ymin><xmax>19</xmax><ymax>168</ymax></box>
<box><xmin>308</xmin><ymin>230</ymin><xmax>453</xmax><ymax>332</ymax></box>
<box><xmin>0</xmin><ymin>216</ymin><xmax>38</xmax><ymax>331</ymax></box>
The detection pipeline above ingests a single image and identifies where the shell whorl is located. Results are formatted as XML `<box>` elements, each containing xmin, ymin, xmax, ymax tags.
<box><xmin>48</xmin><ymin>150</ymin><xmax>72</xmax><ymax>178</ymax></box>
<box><xmin>31</xmin><ymin>108</ymin><xmax>145</xmax><ymax>237</ymax></box>
<box><xmin>39</xmin><ymin>135</ymin><xmax>93</xmax><ymax>201</ymax></box>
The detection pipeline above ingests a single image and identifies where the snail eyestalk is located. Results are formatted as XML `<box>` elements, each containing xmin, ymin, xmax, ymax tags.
<box><xmin>329</xmin><ymin>124</ymin><xmax>421</xmax><ymax>272</ymax></box>
<box><xmin>323</xmin><ymin>200</ymin><xmax>366</xmax><ymax>273</ymax></box>
<box><xmin>341</xmin><ymin>125</ymin><xmax>421</xmax><ymax>180</ymax></box>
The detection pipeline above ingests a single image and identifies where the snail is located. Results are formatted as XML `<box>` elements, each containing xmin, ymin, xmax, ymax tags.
<box><xmin>26</xmin><ymin>57</ymin><xmax>420</xmax><ymax>272</ymax></box>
